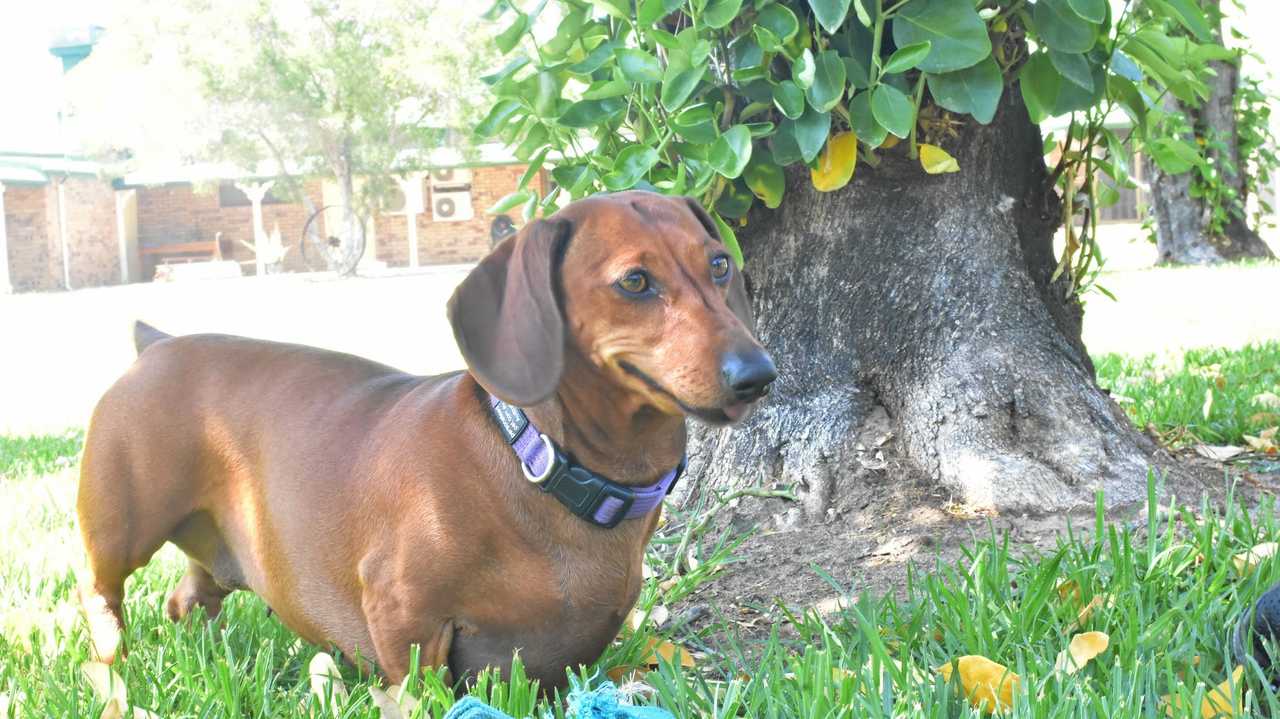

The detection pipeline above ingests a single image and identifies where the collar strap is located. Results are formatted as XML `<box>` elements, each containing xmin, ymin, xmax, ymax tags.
<box><xmin>488</xmin><ymin>395</ymin><xmax>685</xmax><ymax>529</ymax></box>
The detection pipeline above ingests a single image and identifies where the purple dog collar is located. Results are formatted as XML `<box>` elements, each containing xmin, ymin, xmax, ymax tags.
<box><xmin>488</xmin><ymin>395</ymin><xmax>684</xmax><ymax>529</ymax></box>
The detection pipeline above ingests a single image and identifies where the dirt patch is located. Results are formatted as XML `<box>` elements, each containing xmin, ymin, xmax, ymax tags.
<box><xmin>669</xmin><ymin>434</ymin><xmax>1280</xmax><ymax>645</ymax></box>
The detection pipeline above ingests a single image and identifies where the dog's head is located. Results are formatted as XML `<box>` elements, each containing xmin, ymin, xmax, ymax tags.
<box><xmin>448</xmin><ymin>191</ymin><xmax>775</xmax><ymax>426</ymax></box>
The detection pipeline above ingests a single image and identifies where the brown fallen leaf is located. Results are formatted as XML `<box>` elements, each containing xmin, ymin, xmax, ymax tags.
<box><xmin>1195</xmin><ymin>445</ymin><xmax>1245</xmax><ymax>462</ymax></box>
<box><xmin>641</xmin><ymin>636</ymin><xmax>696</xmax><ymax>669</ymax></box>
<box><xmin>1253</xmin><ymin>392</ymin><xmax>1280</xmax><ymax>409</ymax></box>
<box><xmin>1244</xmin><ymin>427</ymin><xmax>1279</xmax><ymax>455</ymax></box>
<box><xmin>1070</xmin><ymin>593</ymin><xmax>1115</xmax><ymax>631</ymax></box>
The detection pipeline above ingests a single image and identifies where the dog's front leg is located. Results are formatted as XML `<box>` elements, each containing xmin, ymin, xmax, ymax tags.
<box><xmin>359</xmin><ymin>556</ymin><xmax>455</xmax><ymax>685</ymax></box>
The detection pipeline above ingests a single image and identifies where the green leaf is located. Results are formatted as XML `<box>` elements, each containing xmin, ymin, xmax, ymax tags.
<box><xmin>715</xmin><ymin>179</ymin><xmax>753</xmax><ymax>217</ymax></box>
<box><xmin>1067</xmin><ymin>0</ymin><xmax>1106</xmax><ymax>23</ymax></box>
<box><xmin>709</xmin><ymin>125</ymin><xmax>753</xmax><ymax>178</ymax></box>
<box><xmin>590</xmin><ymin>0</ymin><xmax>631</xmax><ymax>20</ymax></box>
<box><xmin>476</xmin><ymin>100</ymin><xmax>522</xmax><ymax>138</ymax></box>
<box><xmin>489</xmin><ymin>189</ymin><xmax>532</xmax><ymax>214</ymax></box>
<box><xmin>1149</xmin><ymin>137</ymin><xmax>1201</xmax><ymax>174</ymax></box>
<box><xmin>847</xmin><ymin>91</ymin><xmax>888</xmax><ymax>148</ymax></box>
<box><xmin>794</xmin><ymin>105</ymin><xmax>830</xmax><ymax>162</ymax></box>
<box><xmin>638</xmin><ymin>0</ymin><xmax>668</xmax><ymax>25</ymax></box>
<box><xmin>1048</xmin><ymin>50</ymin><xmax>1093</xmax><ymax>92</ymax></box>
<box><xmin>882</xmin><ymin>41</ymin><xmax>932</xmax><ymax>75</ymax></box>
<box><xmin>1153</xmin><ymin>0</ymin><xmax>1213</xmax><ymax>42</ymax></box>
<box><xmin>793</xmin><ymin>48</ymin><xmax>816</xmax><ymax>89</ymax></box>
<box><xmin>710</xmin><ymin>211</ymin><xmax>744</xmax><ymax>269</ymax></box>
<box><xmin>771</xmin><ymin>123</ymin><xmax>803</xmax><ymax>165</ymax></box>
<box><xmin>892</xmin><ymin>0</ymin><xmax>991</xmax><ymax>73</ymax></box>
<box><xmin>533</xmin><ymin>72</ymin><xmax>561</xmax><ymax>117</ymax></box>
<box><xmin>568</xmin><ymin>41</ymin><xmax>617</xmax><ymax>75</ymax></box>
<box><xmin>1107</xmin><ymin>75</ymin><xmax>1148</xmax><ymax>130</ymax></box>
<box><xmin>870</xmin><ymin>84</ymin><xmax>914</xmax><ymax>138</ymax></box>
<box><xmin>518</xmin><ymin>147</ymin><xmax>551</xmax><ymax>189</ymax></box>
<box><xmin>852</xmin><ymin>0</ymin><xmax>872</xmax><ymax>26</ymax></box>
<box><xmin>514</xmin><ymin>123</ymin><xmax>549</xmax><ymax>160</ymax></box>
<box><xmin>1034</xmin><ymin>0</ymin><xmax>1098</xmax><ymax>54</ymax></box>
<box><xmin>494</xmin><ymin>13</ymin><xmax>530</xmax><ymax>55</ymax></box>
<box><xmin>772</xmin><ymin>81</ymin><xmax>806</xmax><ymax>119</ymax></box>
<box><xmin>925</xmin><ymin>55</ymin><xmax>1003</xmax><ymax>125</ymax></box>
<box><xmin>617</xmin><ymin>49</ymin><xmax>663</xmax><ymax>84</ymax></box>
<box><xmin>807</xmin><ymin>0</ymin><xmax>851</xmax><ymax>34</ymax></box>
<box><xmin>603</xmin><ymin>145</ymin><xmax>660</xmax><ymax>190</ymax></box>
<box><xmin>582</xmin><ymin>78</ymin><xmax>631</xmax><ymax>100</ymax></box>
<box><xmin>543</xmin><ymin>8</ymin><xmax>588</xmax><ymax>59</ymax></box>
<box><xmin>557</xmin><ymin>98</ymin><xmax>625</xmax><ymax>128</ymax></box>
<box><xmin>757</xmin><ymin>4</ymin><xmax>800</xmax><ymax>44</ymax></box>
<box><xmin>1018</xmin><ymin>52</ymin><xmax>1060</xmax><ymax>124</ymax></box>
<box><xmin>522</xmin><ymin>189</ymin><xmax>541</xmax><ymax>221</ymax></box>
<box><xmin>552</xmin><ymin>164</ymin><xmax>593</xmax><ymax>194</ymax></box>
<box><xmin>744</xmin><ymin>161</ymin><xmax>785</xmax><ymax>208</ymax></box>
<box><xmin>481</xmin><ymin>57</ymin><xmax>530</xmax><ymax>86</ymax></box>
<box><xmin>661</xmin><ymin>64</ymin><xmax>705</xmax><ymax>111</ymax></box>
<box><xmin>672</xmin><ymin>104</ymin><xmax>719</xmax><ymax>143</ymax></box>
<box><xmin>703</xmin><ymin>0</ymin><xmax>743</xmax><ymax>29</ymax></box>
<box><xmin>1111</xmin><ymin>50</ymin><xmax>1142</xmax><ymax>82</ymax></box>
<box><xmin>754</xmin><ymin>26</ymin><xmax>783</xmax><ymax>53</ymax></box>
<box><xmin>806</xmin><ymin>50</ymin><xmax>847</xmax><ymax>112</ymax></box>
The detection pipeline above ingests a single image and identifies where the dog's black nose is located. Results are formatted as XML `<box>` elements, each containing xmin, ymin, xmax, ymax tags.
<box><xmin>721</xmin><ymin>348</ymin><xmax>777</xmax><ymax>401</ymax></box>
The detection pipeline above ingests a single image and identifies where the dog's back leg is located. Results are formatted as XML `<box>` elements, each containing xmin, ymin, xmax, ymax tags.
<box><xmin>76</xmin><ymin>438</ymin><xmax>173</xmax><ymax>663</ymax></box>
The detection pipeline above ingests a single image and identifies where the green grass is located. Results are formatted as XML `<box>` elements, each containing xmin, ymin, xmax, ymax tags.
<box><xmin>4</xmin><ymin>455</ymin><xmax>1280</xmax><ymax>717</ymax></box>
<box><xmin>0</xmin><ymin>429</ymin><xmax>83</xmax><ymax>479</ymax></box>
<box><xmin>1095</xmin><ymin>341</ymin><xmax>1280</xmax><ymax>447</ymax></box>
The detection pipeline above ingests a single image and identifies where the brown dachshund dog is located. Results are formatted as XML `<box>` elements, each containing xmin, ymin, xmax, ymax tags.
<box><xmin>76</xmin><ymin>191</ymin><xmax>776</xmax><ymax>689</ymax></box>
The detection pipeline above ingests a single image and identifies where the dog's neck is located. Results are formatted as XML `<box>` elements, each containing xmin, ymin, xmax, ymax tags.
<box><xmin>525</xmin><ymin>352</ymin><xmax>687</xmax><ymax>487</ymax></box>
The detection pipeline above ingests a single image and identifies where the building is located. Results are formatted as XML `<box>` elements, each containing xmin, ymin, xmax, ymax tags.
<box><xmin>0</xmin><ymin>150</ymin><xmax>545</xmax><ymax>293</ymax></box>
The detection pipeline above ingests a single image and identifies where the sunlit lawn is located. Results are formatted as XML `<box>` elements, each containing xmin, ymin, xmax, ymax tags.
<box><xmin>4</xmin><ymin>415</ymin><xmax>1280</xmax><ymax>716</ymax></box>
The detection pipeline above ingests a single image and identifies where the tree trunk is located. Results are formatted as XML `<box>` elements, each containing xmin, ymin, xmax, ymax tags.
<box><xmin>1147</xmin><ymin>0</ymin><xmax>1274</xmax><ymax>265</ymax></box>
<box><xmin>684</xmin><ymin>89</ymin><xmax>1161</xmax><ymax>518</ymax></box>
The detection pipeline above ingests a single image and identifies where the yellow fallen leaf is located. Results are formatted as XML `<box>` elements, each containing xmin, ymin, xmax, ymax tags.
<box><xmin>309</xmin><ymin>652</ymin><xmax>348</xmax><ymax>714</ymax></box>
<box><xmin>1053</xmin><ymin>631</ymin><xmax>1109</xmax><ymax>675</ymax></box>
<box><xmin>82</xmin><ymin>661</ymin><xmax>129</xmax><ymax>719</ymax></box>
<box><xmin>627</xmin><ymin>605</ymin><xmax>670</xmax><ymax>632</ymax></box>
<box><xmin>1162</xmin><ymin>665</ymin><xmax>1244</xmax><ymax>717</ymax></box>
<box><xmin>880</xmin><ymin>134</ymin><xmax>901</xmax><ymax>149</ymax></box>
<box><xmin>811</xmin><ymin>131</ymin><xmax>858</xmax><ymax>192</ymax></box>
<box><xmin>1056</xmin><ymin>580</ymin><xmax>1081</xmax><ymax>605</ymax></box>
<box><xmin>1232</xmin><ymin>542</ymin><xmax>1278</xmax><ymax>573</ymax></box>
<box><xmin>919</xmin><ymin>143</ymin><xmax>960</xmax><ymax>174</ymax></box>
<box><xmin>936</xmin><ymin>655</ymin><xmax>1019</xmax><ymax>713</ymax></box>
<box><xmin>369</xmin><ymin>684</ymin><xmax>418</xmax><ymax>719</ymax></box>
<box><xmin>640</xmin><ymin>636</ymin><xmax>696</xmax><ymax>668</ymax></box>
<box><xmin>1071</xmin><ymin>593</ymin><xmax>1115</xmax><ymax>631</ymax></box>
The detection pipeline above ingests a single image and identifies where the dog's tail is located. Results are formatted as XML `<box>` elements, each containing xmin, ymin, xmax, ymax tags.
<box><xmin>133</xmin><ymin>321</ymin><xmax>172</xmax><ymax>355</ymax></box>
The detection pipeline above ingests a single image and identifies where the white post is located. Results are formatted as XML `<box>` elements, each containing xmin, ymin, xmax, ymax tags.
<box><xmin>0</xmin><ymin>182</ymin><xmax>12</xmax><ymax>294</ymax></box>
<box><xmin>114</xmin><ymin>188</ymin><xmax>135</xmax><ymax>284</ymax></box>
<box><xmin>236</xmin><ymin>181</ymin><xmax>274</xmax><ymax>277</ymax></box>
<box><xmin>396</xmin><ymin>173</ymin><xmax>425</xmax><ymax>269</ymax></box>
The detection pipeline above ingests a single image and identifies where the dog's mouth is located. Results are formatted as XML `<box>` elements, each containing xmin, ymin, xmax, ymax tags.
<box><xmin>618</xmin><ymin>362</ymin><xmax>759</xmax><ymax>426</ymax></box>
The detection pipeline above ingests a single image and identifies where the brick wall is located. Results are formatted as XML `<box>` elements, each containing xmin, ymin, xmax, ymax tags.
<box><xmin>376</xmin><ymin>164</ymin><xmax>547</xmax><ymax>267</ymax></box>
<box><xmin>4</xmin><ymin>185</ymin><xmax>55</xmax><ymax>292</ymax></box>
<box><xmin>135</xmin><ymin>180</ymin><xmax>324</xmax><ymax>276</ymax></box>
<box><xmin>3</xmin><ymin>178</ymin><xmax>119</xmax><ymax>292</ymax></box>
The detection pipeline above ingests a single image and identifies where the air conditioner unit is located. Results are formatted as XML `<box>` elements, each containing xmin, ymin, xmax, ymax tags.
<box><xmin>430</xmin><ymin>167</ymin><xmax>472</xmax><ymax>188</ymax></box>
<box><xmin>431</xmin><ymin>188</ymin><xmax>474</xmax><ymax>222</ymax></box>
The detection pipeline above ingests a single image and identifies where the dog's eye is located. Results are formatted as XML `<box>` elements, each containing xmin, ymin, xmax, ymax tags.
<box><xmin>710</xmin><ymin>255</ymin><xmax>731</xmax><ymax>282</ymax></box>
<box><xmin>617</xmin><ymin>270</ymin><xmax>651</xmax><ymax>295</ymax></box>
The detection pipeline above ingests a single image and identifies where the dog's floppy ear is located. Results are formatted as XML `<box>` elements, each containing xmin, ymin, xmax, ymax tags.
<box><xmin>448</xmin><ymin>218</ymin><xmax>573</xmax><ymax>406</ymax></box>
<box><xmin>682</xmin><ymin>197</ymin><xmax>756</xmax><ymax>331</ymax></box>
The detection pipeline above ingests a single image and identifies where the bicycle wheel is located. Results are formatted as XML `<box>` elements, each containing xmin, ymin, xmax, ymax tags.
<box><xmin>300</xmin><ymin>205</ymin><xmax>367</xmax><ymax>276</ymax></box>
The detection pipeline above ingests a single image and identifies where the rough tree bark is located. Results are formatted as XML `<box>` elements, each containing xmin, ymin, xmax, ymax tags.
<box><xmin>685</xmin><ymin>88</ymin><xmax>1162</xmax><ymax>518</ymax></box>
<box><xmin>1146</xmin><ymin>0</ymin><xmax>1274</xmax><ymax>265</ymax></box>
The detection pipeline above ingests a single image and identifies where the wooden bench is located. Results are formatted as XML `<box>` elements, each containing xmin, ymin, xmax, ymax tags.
<box><xmin>139</xmin><ymin>239</ymin><xmax>224</xmax><ymax>264</ymax></box>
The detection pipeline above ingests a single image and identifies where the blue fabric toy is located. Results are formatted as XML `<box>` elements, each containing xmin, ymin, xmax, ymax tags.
<box><xmin>440</xmin><ymin>682</ymin><xmax>675</xmax><ymax>719</ymax></box>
